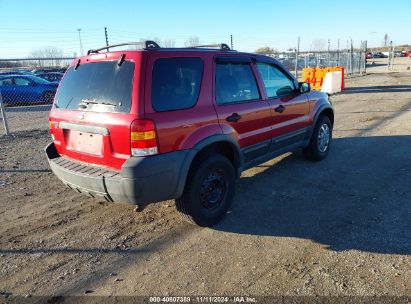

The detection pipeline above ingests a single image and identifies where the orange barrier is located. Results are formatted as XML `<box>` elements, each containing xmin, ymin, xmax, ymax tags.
<box><xmin>302</xmin><ymin>67</ymin><xmax>345</xmax><ymax>91</ymax></box>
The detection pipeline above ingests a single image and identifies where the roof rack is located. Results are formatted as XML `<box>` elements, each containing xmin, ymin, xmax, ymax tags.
<box><xmin>190</xmin><ymin>43</ymin><xmax>231</xmax><ymax>51</ymax></box>
<box><xmin>87</xmin><ymin>40</ymin><xmax>160</xmax><ymax>55</ymax></box>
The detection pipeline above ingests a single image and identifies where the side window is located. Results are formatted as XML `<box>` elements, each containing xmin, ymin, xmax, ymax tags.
<box><xmin>0</xmin><ymin>78</ymin><xmax>12</xmax><ymax>86</ymax></box>
<box><xmin>256</xmin><ymin>63</ymin><xmax>295</xmax><ymax>98</ymax></box>
<box><xmin>215</xmin><ymin>63</ymin><xmax>260</xmax><ymax>104</ymax></box>
<box><xmin>151</xmin><ymin>57</ymin><xmax>203</xmax><ymax>112</ymax></box>
<box><xmin>14</xmin><ymin>78</ymin><xmax>31</xmax><ymax>86</ymax></box>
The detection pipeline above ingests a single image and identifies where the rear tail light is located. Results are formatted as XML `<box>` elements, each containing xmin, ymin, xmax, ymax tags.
<box><xmin>49</xmin><ymin>120</ymin><xmax>58</xmax><ymax>141</ymax></box>
<box><xmin>130</xmin><ymin>119</ymin><xmax>158</xmax><ymax>156</ymax></box>
<box><xmin>48</xmin><ymin>120</ymin><xmax>59</xmax><ymax>129</ymax></box>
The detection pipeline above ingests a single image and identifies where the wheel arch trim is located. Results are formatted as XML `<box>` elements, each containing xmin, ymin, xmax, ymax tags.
<box><xmin>309</xmin><ymin>105</ymin><xmax>334</xmax><ymax>138</ymax></box>
<box><xmin>175</xmin><ymin>134</ymin><xmax>243</xmax><ymax>198</ymax></box>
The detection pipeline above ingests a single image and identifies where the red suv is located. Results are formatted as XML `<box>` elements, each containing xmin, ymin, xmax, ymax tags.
<box><xmin>46</xmin><ymin>41</ymin><xmax>334</xmax><ymax>226</ymax></box>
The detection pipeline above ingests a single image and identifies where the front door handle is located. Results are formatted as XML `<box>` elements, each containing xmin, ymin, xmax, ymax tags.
<box><xmin>226</xmin><ymin>113</ymin><xmax>242</xmax><ymax>123</ymax></box>
<box><xmin>274</xmin><ymin>105</ymin><xmax>285</xmax><ymax>113</ymax></box>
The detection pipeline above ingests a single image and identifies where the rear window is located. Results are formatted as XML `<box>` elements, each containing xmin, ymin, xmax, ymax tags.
<box><xmin>54</xmin><ymin>61</ymin><xmax>134</xmax><ymax>113</ymax></box>
<box><xmin>151</xmin><ymin>58</ymin><xmax>203</xmax><ymax>112</ymax></box>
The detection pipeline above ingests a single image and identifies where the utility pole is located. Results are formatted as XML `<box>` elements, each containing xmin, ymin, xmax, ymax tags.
<box><xmin>0</xmin><ymin>92</ymin><xmax>10</xmax><ymax>136</ymax></box>
<box><xmin>105</xmin><ymin>27</ymin><xmax>109</xmax><ymax>47</ymax></box>
<box><xmin>327</xmin><ymin>39</ymin><xmax>330</xmax><ymax>66</ymax></box>
<box><xmin>337</xmin><ymin>38</ymin><xmax>340</xmax><ymax>66</ymax></box>
<box><xmin>350</xmin><ymin>38</ymin><xmax>353</xmax><ymax>75</ymax></box>
<box><xmin>77</xmin><ymin>28</ymin><xmax>83</xmax><ymax>55</ymax></box>
<box><xmin>230</xmin><ymin>34</ymin><xmax>233</xmax><ymax>50</ymax></box>
<box><xmin>388</xmin><ymin>40</ymin><xmax>394</xmax><ymax>70</ymax></box>
<box><xmin>359</xmin><ymin>40</ymin><xmax>363</xmax><ymax>74</ymax></box>
<box><xmin>294</xmin><ymin>36</ymin><xmax>300</xmax><ymax>79</ymax></box>
<box><xmin>364</xmin><ymin>40</ymin><xmax>367</xmax><ymax>74</ymax></box>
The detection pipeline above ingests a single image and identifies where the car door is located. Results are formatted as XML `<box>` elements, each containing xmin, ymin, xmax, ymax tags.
<box><xmin>0</xmin><ymin>77</ymin><xmax>14</xmax><ymax>103</ymax></box>
<box><xmin>255</xmin><ymin>61</ymin><xmax>310</xmax><ymax>150</ymax></box>
<box><xmin>213</xmin><ymin>56</ymin><xmax>272</xmax><ymax>162</ymax></box>
<box><xmin>14</xmin><ymin>77</ymin><xmax>42</xmax><ymax>102</ymax></box>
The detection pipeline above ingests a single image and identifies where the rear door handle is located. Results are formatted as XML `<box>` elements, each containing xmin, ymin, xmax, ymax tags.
<box><xmin>226</xmin><ymin>113</ymin><xmax>242</xmax><ymax>123</ymax></box>
<box><xmin>274</xmin><ymin>105</ymin><xmax>285</xmax><ymax>113</ymax></box>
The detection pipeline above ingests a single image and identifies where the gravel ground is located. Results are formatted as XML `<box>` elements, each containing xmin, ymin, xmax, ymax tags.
<box><xmin>0</xmin><ymin>71</ymin><xmax>410</xmax><ymax>300</ymax></box>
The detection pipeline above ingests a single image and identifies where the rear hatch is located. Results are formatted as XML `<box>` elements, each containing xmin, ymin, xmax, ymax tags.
<box><xmin>49</xmin><ymin>52</ymin><xmax>144</xmax><ymax>170</ymax></box>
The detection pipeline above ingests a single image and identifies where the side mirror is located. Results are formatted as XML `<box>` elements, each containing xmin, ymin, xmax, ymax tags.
<box><xmin>299</xmin><ymin>82</ymin><xmax>310</xmax><ymax>93</ymax></box>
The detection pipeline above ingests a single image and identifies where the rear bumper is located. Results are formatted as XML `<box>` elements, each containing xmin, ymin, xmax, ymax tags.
<box><xmin>45</xmin><ymin>142</ymin><xmax>190</xmax><ymax>205</ymax></box>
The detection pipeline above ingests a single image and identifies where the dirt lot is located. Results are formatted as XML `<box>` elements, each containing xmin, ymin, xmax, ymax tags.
<box><xmin>0</xmin><ymin>70</ymin><xmax>410</xmax><ymax>300</ymax></box>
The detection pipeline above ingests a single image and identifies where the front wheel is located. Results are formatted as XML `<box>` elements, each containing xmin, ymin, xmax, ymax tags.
<box><xmin>303</xmin><ymin>115</ymin><xmax>332</xmax><ymax>161</ymax></box>
<box><xmin>176</xmin><ymin>154</ymin><xmax>235</xmax><ymax>227</ymax></box>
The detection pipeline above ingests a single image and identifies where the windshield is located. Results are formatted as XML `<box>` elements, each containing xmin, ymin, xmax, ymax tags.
<box><xmin>54</xmin><ymin>61</ymin><xmax>134</xmax><ymax>113</ymax></box>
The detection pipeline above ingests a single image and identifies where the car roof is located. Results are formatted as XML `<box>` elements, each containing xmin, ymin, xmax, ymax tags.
<box><xmin>152</xmin><ymin>49</ymin><xmax>268</xmax><ymax>59</ymax></box>
<box><xmin>0</xmin><ymin>74</ymin><xmax>49</xmax><ymax>81</ymax></box>
<box><xmin>0</xmin><ymin>74</ymin><xmax>19</xmax><ymax>78</ymax></box>
<box><xmin>0</xmin><ymin>74</ymin><xmax>32</xmax><ymax>78</ymax></box>
<box><xmin>85</xmin><ymin>41</ymin><xmax>273</xmax><ymax>58</ymax></box>
<box><xmin>96</xmin><ymin>48</ymin><xmax>277</xmax><ymax>62</ymax></box>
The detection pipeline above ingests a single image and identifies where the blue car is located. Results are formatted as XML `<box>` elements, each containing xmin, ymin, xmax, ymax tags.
<box><xmin>0</xmin><ymin>70</ymin><xmax>34</xmax><ymax>76</ymax></box>
<box><xmin>37</xmin><ymin>72</ymin><xmax>64</xmax><ymax>83</ymax></box>
<box><xmin>0</xmin><ymin>74</ymin><xmax>59</xmax><ymax>106</ymax></box>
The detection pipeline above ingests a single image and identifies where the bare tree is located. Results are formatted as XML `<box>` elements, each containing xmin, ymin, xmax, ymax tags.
<box><xmin>311</xmin><ymin>39</ymin><xmax>326</xmax><ymax>51</ymax></box>
<box><xmin>29</xmin><ymin>47</ymin><xmax>64</xmax><ymax>67</ymax></box>
<box><xmin>185</xmin><ymin>36</ymin><xmax>200</xmax><ymax>47</ymax></box>
<box><xmin>255</xmin><ymin>46</ymin><xmax>277</xmax><ymax>54</ymax></box>
<box><xmin>162</xmin><ymin>39</ymin><xmax>176</xmax><ymax>48</ymax></box>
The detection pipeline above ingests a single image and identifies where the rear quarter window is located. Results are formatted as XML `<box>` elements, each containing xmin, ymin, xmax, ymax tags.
<box><xmin>151</xmin><ymin>58</ymin><xmax>203</xmax><ymax>112</ymax></box>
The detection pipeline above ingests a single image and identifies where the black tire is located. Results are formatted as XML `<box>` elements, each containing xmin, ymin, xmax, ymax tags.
<box><xmin>43</xmin><ymin>91</ymin><xmax>54</xmax><ymax>104</ymax></box>
<box><xmin>175</xmin><ymin>154</ymin><xmax>235</xmax><ymax>227</ymax></box>
<box><xmin>303</xmin><ymin>115</ymin><xmax>332</xmax><ymax>161</ymax></box>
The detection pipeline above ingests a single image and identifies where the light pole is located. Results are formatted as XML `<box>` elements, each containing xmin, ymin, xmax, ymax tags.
<box><xmin>294</xmin><ymin>36</ymin><xmax>300</xmax><ymax>79</ymax></box>
<box><xmin>327</xmin><ymin>39</ymin><xmax>330</xmax><ymax>66</ymax></box>
<box><xmin>105</xmin><ymin>27</ymin><xmax>109</xmax><ymax>47</ymax></box>
<box><xmin>337</xmin><ymin>38</ymin><xmax>340</xmax><ymax>66</ymax></box>
<box><xmin>77</xmin><ymin>28</ymin><xmax>83</xmax><ymax>56</ymax></box>
<box><xmin>350</xmin><ymin>38</ymin><xmax>353</xmax><ymax>75</ymax></box>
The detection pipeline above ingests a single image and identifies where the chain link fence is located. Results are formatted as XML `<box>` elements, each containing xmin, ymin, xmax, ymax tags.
<box><xmin>0</xmin><ymin>58</ymin><xmax>73</xmax><ymax>134</ymax></box>
<box><xmin>262</xmin><ymin>49</ymin><xmax>367</xmax><ymax>80</ymax></box>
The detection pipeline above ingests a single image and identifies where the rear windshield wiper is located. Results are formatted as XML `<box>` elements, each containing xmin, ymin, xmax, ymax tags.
<box><xmin>78</xmin><ymin>98</ymin><xmax>118</xmax><ymax>109</ymax></box>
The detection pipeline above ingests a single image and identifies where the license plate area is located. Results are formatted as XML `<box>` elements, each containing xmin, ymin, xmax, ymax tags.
<box><xmin>66</xmin><ymin>130</ymin><xmax>103</xmax><ymax>156</ymax></box>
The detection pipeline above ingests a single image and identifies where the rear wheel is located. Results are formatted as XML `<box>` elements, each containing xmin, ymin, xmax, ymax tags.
<box><xmin>176</xmin><ymin>154</ymin><xmax>235</xmax><ymax>227</ymax></box>
<box><xmin>303</xmin><ymin>115</ymin><xmax>332</xmax><ymax>161</ymax></box>
<box><xmin>43</xmin><ymin>91</ymin><xmax>54</xmax><ymax>104</ymax></box>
